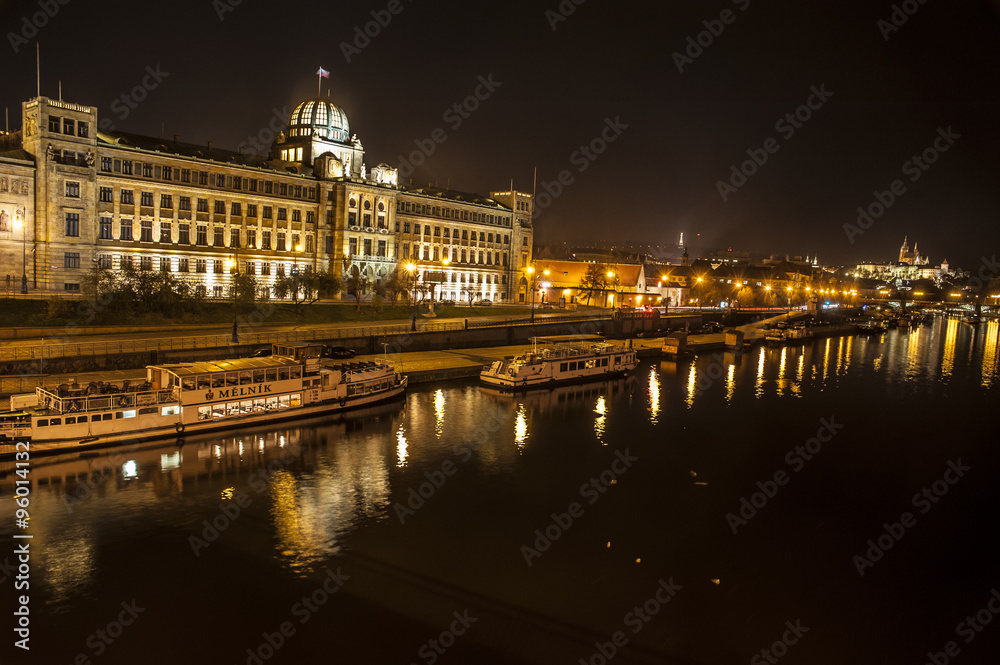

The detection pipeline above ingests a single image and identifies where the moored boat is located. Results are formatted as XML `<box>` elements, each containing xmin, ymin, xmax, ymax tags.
<box><xmin>480</xmin><ymin>335</ymin><xmax>638</xmax><ymax>390</ymax></box>
<box><xmin>0</xmin><ymin>343</ymin><xmax>407</xmax><ymax>455</ymax></box>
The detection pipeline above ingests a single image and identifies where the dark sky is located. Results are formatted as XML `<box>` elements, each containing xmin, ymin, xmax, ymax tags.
<box><xmin>2</xmin><ymin>0</ymin><xmax>999</xmax><ymax>267</ymax></box>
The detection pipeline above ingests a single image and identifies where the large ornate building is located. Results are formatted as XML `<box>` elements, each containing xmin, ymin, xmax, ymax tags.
<box><xmin>0</xmin><ymin>95</ymin><xmax>533</xmax><ymax>302</ymax></box>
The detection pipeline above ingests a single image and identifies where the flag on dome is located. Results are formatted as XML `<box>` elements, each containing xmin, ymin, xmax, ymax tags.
<box><xmin>317</xmin><ymin>67</ymin><xmax>330</xmax><ymax>78</ymax></box>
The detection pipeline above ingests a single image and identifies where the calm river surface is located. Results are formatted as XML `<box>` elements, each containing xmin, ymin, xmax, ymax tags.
<box><xmin>3</xmin><ymin>316</ymin><xmax>999</xmax><ymax>664</ymax></box>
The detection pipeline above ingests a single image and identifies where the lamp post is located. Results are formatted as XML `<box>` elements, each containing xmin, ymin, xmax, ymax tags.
<box><xmin>695</xmin><ymin>276</ymin><xmax>703</xmax><ymax>312</ymax></box>
<box><xmin>226</xmin><ymin>247</ymin><xmax>239</xmax><ymax>344</ymax></box>
<box><xmin>527</xmin><ymin>266</ymin><xmax>536</xmax><ymax>322</ymax></box>
<box><xmin>606</xmin><ymin>270</ymin><xmax>619</xmax><ymax>309</ymax></box>
<box><xmin>405</xmin><ymin>262</ymin><xmax>417</xmax><ymax>329</ymax></box>
<box><xmin>15</xmin><ymin>207</ymin><xmax>27</xmax><ymax>294</ymax></box>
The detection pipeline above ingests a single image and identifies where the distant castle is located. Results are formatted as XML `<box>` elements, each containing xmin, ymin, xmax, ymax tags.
<box><xmin>898</xmin><ymin>236</ymin><xmax>930</xmax><ymax>266</ymax></box>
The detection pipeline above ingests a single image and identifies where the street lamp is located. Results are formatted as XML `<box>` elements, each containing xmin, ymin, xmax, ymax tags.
<box><xmin>786</xmin><ymin>286</ymin><xmax>793</xmax><ymax>313</ymax></box>
<box><xmin>527</xmin><ymin>266</ymin><xmax>537</xmax><ymax>322</ymax></box>
<box><xmin>606</xmin><ymin>270</ymin><xmax>619</xmax><ymax>309</ymax></box>
<box><xmin>226</xmin><ymin>253</ymin><xmax>239</xmax><ymax>344</ymax></box>
<box><xmin>15</xmin><ymin>207</ymin><xmax>27</xmax><ymax>294</ymax></box>
<box><xmin>405</xmin><ymin>261</ymin><xmax>417</xmax><ymax>329</ymax></box>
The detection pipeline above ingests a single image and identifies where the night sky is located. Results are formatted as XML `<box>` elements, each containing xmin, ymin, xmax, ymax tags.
<box><xmin>2</xmin><ymin>0</ymin><xmax>999</xmax><ymax>267</ymax></box>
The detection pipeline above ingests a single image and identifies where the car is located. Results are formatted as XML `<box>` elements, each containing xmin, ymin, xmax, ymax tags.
<box><xmin>475</xmin><ymin>300</ymin><xmax>493</xmax><ymax>306</ymax></box>
<box><xmin>540</xmin><ymin>303</ymin><xmax>554</xmax><ymax>309</ymax></box>
<box><xmin>440</xmin><ymin>299</ymin><xmax>457</xmax><ymax>306</ymax></box>
<box><xmin>324</xmin><ymin>345</ymin><xmax>357</xmax><ymax>359</ymax></box>
<box><xmin>249</xmin><ymin>348</ymin><xmax>272</xmax><ymax>358</ymax></box>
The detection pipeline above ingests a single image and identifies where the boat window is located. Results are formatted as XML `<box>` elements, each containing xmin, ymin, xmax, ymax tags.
<box><xmin>253</xmin><ymin>398</ymin><xmax>266</xmax><ymax>412</ymax></box>
<box><xmin>253</xmin><ymin>370</ymin><xmax>265</xmax><ymax>383</ymax></box>
<box><xmin>92</xmin><ymin>414</ymin><xmax>101</xmax><ymax>421</ymax></box>
<box><xmin>51</xmin><ymin>418</ymin><xmax>61</xmax><ymax>426</ymax></box>
<box><xmin>182</xmin><ymin>377</ymin><xmax>196</xmax><ymax>391</ymax></box>
<box><xmin>278</xmin><ymin>368</ymin><xmax>290</xmax><ymax>381</ymax></box>
<box><xmin>278</xmin><ymin>395</ymin><xmax>290</xmax><ymax>408</ymax></box>
<box><xmin>197</xmin><ymin>376</ymin><xmax>211</xmax><ymax>390</ymax></box>
<box><xmin>122</xmin><ymin>410</ymin><xmax>136</xmax><ymax>419</ymax></box>
<box><xmin>586</xmin><ymin>360</ymin><xmax>595</xmax><ymax>369</ymax></box>
<box><xmin>560</xmin><ymin>363</ymin><xmax>568</xmax><ymax>372</ymax></box>
<box><xmin>103</xmin><ymin>413</ymin><xmax>113</xmax><ymax>421</ymax></box>
<box><xmin>266</xmin><ymin>396</ymin><xmax>278</xmax><ymax>410</ymax></box>
<box><xmin>226</xmin><ymin>373</ymin><xmax>238</xmax><ymax>387</ymax></box>
<box><xmin>212</xmin><ymin>404</ymin><xmax>226</xmax><ymax>419</ymax></box>
<box><xmin>290</xmin><ymin>367</ymin><xmax>302</xmax><ymax>380</ymax></box>
<box><xmin>161</xmin><ymin>406</ymin><xmax>179</xmax><ymax>416</ymax></box>
<box><xmin>212</xmin><ymin>374</ymin><xmax>225</xmax><ymax>388</ymax></box>
<box><xmin>290</xmin><ymin>394</ymin><xmax>301</xmax><ymax>407</ymax></box>
<box><xmin>265</xmin><ymin>368</ymin><xmax>277</xmax><ymax>382</ymax></box>
<box><xmin>240</xmin><ymin>400</ymin><xmax>253</xmax><ymax>413</ymax></box>
<box><xmin>240</xmin><ymin>371</ymin><xmax>252</xmax><ymax>385</ymax></box>
<box><xmin>198</xmin><ymin>405</ymin><xmax>212</xmax><ymax>421</ymax></box>
<box><xmin>65</xmin><ymin>417</ymin><xmax>75</xmax><ymax>424</ymax></box>
<box><xmin>227</xmin><ymin>402</ymin><xmax>240</xmax><ymax>417</ymax></box>
<box><xmin>602</xmin><ymin>358</ymin><xmax>609</xmax><ymax>367</ymax></box>
<box><xmin>37</xmin><ymin>419</ymin><xmax>48</xmax><ymax>427</ymax></box>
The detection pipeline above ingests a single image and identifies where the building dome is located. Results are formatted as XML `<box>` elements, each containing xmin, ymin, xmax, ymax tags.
<box><xmin>288</xmin><ymin>99</ymin><xmax>350</xmax><ymax>143</ymax></box>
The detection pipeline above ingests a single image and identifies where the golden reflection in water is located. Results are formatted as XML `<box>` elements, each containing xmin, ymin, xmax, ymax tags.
<box><xmin>755</xmin><ymin>348</ymin><xmax>766</xmax><ymax>399</ymax></box>
<box><xmin>725</xmin><ymin>363</ymin><xmax>736</xmax><ymax>403</ymax></box>
<box><xmin>836</xmin><ymin>337</ymin><xmax>846</xmax><ymax>376</ymax></box>
<box><xmin>647</xmin><ymin>367</ymin><xmax>661</xmax><ymax>425</ymax></box>
<box><xmin>797</xmin><ymin>352</ymin><xmax>805</xmax><ymax>383</ymax></box>
<box><xmin>686</xmin><ymin>362</ymin><xmax>697</xmax><ymax>408</ymax></box>
<box><xmin>942</xmin><ymin>317</ymin><xmax>958</xmax><ymax>380</ymax></box>
<box><xmin>514</xmin><ymin>404</ymin><xmax>529</xmax><ymax>451</ymax></box>
<box><xmin>434</xmin><ymin>389</ymin><xmax>445</xmax><ymax>437</ymax></box>
<box><xmin>396</xmin><ymin>425</ymin><xmax>408</xmax><ymax>467</ymax></box>
<box><xmin>41</xmin><ymin>536</ymin><xmax>94</xmax><ymax>604</ymax></box>
<box><xmin>982</xmin><ymin>320</ymin><xmax>999</xmax><ymax>388</ymax></box>
<box><xmin>822</xmin><ymin>339</ymin><xmax>831</xmax><ymax>383</ymax></box>
<box><xmin>778</xmin><ymin>347</ymin><xmax>788</xmax><ymax>397</ymax></box>
<box><xmin>906</xmin><ymin>326</ymin><xmax>922</xmax><ymax>379</ymax></box>
<box><xmin>594</xmin><ymin>395</ymin><xmax>607</xmax><ymax>444</ymax></box>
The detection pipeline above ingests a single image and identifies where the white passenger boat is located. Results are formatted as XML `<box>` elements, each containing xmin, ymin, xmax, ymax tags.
<box><xmin>0</xmin><ymin>343</ymin><xmax>406</xmax><ymax>455</ymax></box>
<box><xmin>480</xmin><ymin>335</ymin><xmax>638</xmax><ymax>390</ymax></box>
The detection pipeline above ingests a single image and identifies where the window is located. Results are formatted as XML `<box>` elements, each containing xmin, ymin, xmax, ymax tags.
<box><xmin>196</xmin><ymin>259</ymin><xmax>207</xmax><ymax>273</ymax></box>
<box><xmin>403</xmin><ymin>223</ymin><xmax>410</xmax><ymax>233</ymax></box>
<box><xmin>98</xmin><ymin>254</ymin><xmax>113</xmax><ymax>269</ymax></box>
<box><xmin>63</xmin><ymin>118</ymin><xmax>75</xmax><ymax>135</ymax></box>
<box><xmin>233</xmin><ymin>176</ymin><xmax>242</xmax><ymax>190</ymax></box>
<box><xmin>213</xmin><ymin>227</ymin><xmax>225</xmax><ymax>246</ymax></box>
<box><xmin>276</xmin><ymin>264</ymin><xmax>285</xmax><ymax>277</ymax></box>
<box><xmin>99</xmin><ymin>217</ymin><xmax>113</xmax><ymax>239</ymax></box>
<box><xmin>263</xmin><ymin>206</ymin><xmax>272</xmax><ymax>219</ymax></box>
<box><xmin>120</xmin><ymin>219</ymin><xmax>133</xmax><ymax>241</ymax></box>
<box><xmin>249</xmin><ymin>179</ymin><xmax>258</xmax><ymax>193</ymax></box>
<box><xmin>101</xmin><ymin>156</ymin><xmax>112</xmax><ymax>172</ymax></box>
<box><xmin>65</xmin><ymin>213</ymin><xmax>80</xmax><ymax>237</ymax></box>
<box><xmin>348</xmin><ymin>211</ymin><xmax>357</xmax><ymax>226</ymax></box>
<box><xmin>161</xmin><ymin>194</ymin><xmax>173</xmax><ymax>209</ymax></box>
<box><xmin>78</xmin><ymin>121</ymin><xmax>90</xmax><ymax>137</ymax></box>
<box><xmin>48</xmin><ymin>116</ymin><xmax>61</xmax><ymax>132</ymax></box>
<box><xmin>247</xmin><ymin>204</ymin><xmax>257</xmax><ymax>218</ymax></box>
<box><xmin>261</xmin><ymin>262</ymin><xmax>271</xmax><ymax>276</ymax></box>
<box><xmin>63</xmin><ymin>283</ymin><xmax>80</xmax><ymax>292</ymax></box>
<box><xmin>64</xmin><ymin>252</ymin><xmax>80</xmax><ymax>269</ymax></box>
<box><xmin>213</xmin><ymin>260</ymin><xmax>223</xmax><ymax>274</ymax></box>
<box><xmin>199</xmin><ymin>172</ymin><xmax>208</xmax><ymax>186</ymax></box>
<box><xmin>325</xmin><ymin>236</ymin><xmax>333</xmax><ymax>254</ymax></box>
<box><xmin>214</xmin><ymin>201</ymin><xmax>225</xmax><ymax>215</ymax></box>
<box><xmin>277</xmin><ymin>208</ymin><xmax>287</xmax><ymax>221</ymax></box>
<box><xmin>197</xmin><ymin>198</ymin><xmax>209</xmax><ymax>213</ymax></box>
<box><xmin>246</xmin><ymin>229</ymin><xmax>256</xmax><ymax>249</ymax></box>
<box><xmin>121</xmin><ymin>189</ymin><xmax>134</xmax><ymax>205</ymax></box>
<box><xmin>181</xmin><ymin>169</ymin><xmax>191</xmax><ymax>183</ymax></box>
<box><xmin>140</xmin><ymin>192</ymin><xmax>154</xmax><ymax>207</ymax></box>
<box><xmin>277</xmin><ymin>232</ymin><xmax>286</xmax><ymax>251</ymax></box>
<box><xmin>179</xmin><ymin>196</ymin><xmax>191</xmax><ymax>211</ymax></box>
<box><xmin>279</xmin><ymin>183</ymin><xmax>288</xmax><ymax>196</ymax></box>
<box><xmin>292</xmin><ymin>210</ymin><xmax>301</xmax><ymax>222</ymax></box>
<box><xmin>62</xmin><ymin>181</ymin><xmax>80</xmax><ymax>198</ymax></box>
<box><xmin>178</xmin><ymin>258</ymin><xmax>189</xmax><ymax>273</ymax></box>
<box><xmin>178</xmin><ymin>224</ymin><xmax>190</xmax><ymax>244</ymax></box>
<box><xmin>231</xmin><ymin>202</ymin><xmax>242</xmax><ymax>216</ymax></box>
<box><xmin>262</xmin><ymin>230</ymin><xmax>272</xmax><ymax>250</ymax></box>
<box><xmin>306</xmin><ymin>235</ymin><xmax>314</xmax><ymax>253</ymax></box>
<box><xmin>230</xmin><ymin>228</ymin><xmax>240</xmax><ymax>248</ymax></box>
<box><xmin>363</xmin><ymin>238</ymin><xmax>372</xmax><ymax>256</ymax></box>
<box><xmin>142</xmin><ymin>163</ymin><xmax>153</xmax><ymax>177</ymax></box>
<box><xmin>160</xmin><ymin>257</ymin><xmax>171</xmax><ymax>272</ymax></box>
<box><xmin>99</xmin><ymin>187</ymin><xmax>113</xmax><ymax>203</ymax></box>
<box><xmin>122</xmin><ymin>160</ymin><xmax>133</xmax><ymax>175</ymax></box>
<box><xmin>348</xmin><ymin>238</ymin><xmax>358</xmax><ymax>256</ymax></box>
<box><xmin>196</xmin><ymin>225</ymin><xmax>207</xmax><ymax>246</ymax></box>
<box><xmin>363</xmin><ymin>213</ymin><xmax>372</xmax><ymax>228</ymax></box>
<box><xmin>163</xmin><ymin>166</ymin><xmax>173</xmax><ymax>180</ymax></box>
<box><xmin>377</xmin><ymin>240</ymin><xmax>386</xmax><ymax>257</ymax></box>
<box><xmin>306</xmin><ymin>211</ymin><xmax>314</xmax><ymax>223</ymax></box>
<box><xmin>140</xmin><ymin>256</ymin><xmax>152</xmax><ymax>271</ymax></box>
<box><xmin>294</xmin><ymin>185</ymin><xmax>302</xmax><ymax>197</ymax></box>
<box><xmin>264</xmin><ymin>181</ymin><xmax>273</xmax><ymax>194</ymax></box>
<box><xmin>140</xmin><ymin>220</ymin><xmax>153</xmax><ymax>242</ymax></box>
<box><xmin>160</xmin><ymin>222</ymin><xmax>172</xmax><ymax>243</ymax></box>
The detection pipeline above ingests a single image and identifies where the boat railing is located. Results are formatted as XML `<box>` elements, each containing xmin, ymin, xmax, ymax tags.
<box><xmin>35</xmin><ymin>387</ymin><xmax>175</xmax><ymax>414</ymax></box>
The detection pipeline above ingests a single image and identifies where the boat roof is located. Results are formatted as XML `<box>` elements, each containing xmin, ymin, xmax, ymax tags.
<box><xmin>528</xmin><ymin>334</ymin><xmax>606</xmax><ymax>343</ymax></box>
<box><xmin>152</xmin><ymin>355</ymin><xmax>302</xmax><ymax>377</ymax></box>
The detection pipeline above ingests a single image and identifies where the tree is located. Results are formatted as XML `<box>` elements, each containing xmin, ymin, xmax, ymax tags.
<box><xmin>577</xmin><ymin>264</ymin><xmax>607</xmax><ymax>306</ymax></box>
<box><xmin>273</xmin><ymin>267</ymin><xmax>342</xmax><ymax>315</ymax></box>
<box><xmin>345</xmin><ymin>266</ymin><xmax>370</xmax><ymax>311</ymax></box>
<box><xmin>383</xmin><ymin>268</ymin><xmax>407</xmax><ymax>306</ymax></box>
<box><xmin>461</xmin><ymin>285</ymin><xmax>477</xmax><ymax>307</ymax></box>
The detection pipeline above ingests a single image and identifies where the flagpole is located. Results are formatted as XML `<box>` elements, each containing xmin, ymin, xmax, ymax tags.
<box><xmin>317</xmin><ymin>69</ymin><xmax>321</xmax><ymax>98</ymax></box>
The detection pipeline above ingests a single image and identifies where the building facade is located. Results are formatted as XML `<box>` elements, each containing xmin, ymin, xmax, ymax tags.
<box><xmin>0</xmin><ymin>95</ymin><xmax>533</xmax><ymax>302</ymax></box>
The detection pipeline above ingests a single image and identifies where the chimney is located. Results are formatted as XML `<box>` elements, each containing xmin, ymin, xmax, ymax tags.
<box><xmin>207</xmin><ymin>141</ymin><xmax>214</xmax><ymax>151</ymax></box>
<box><xmin>173</xmin><ymin>134</ymin><xmax>179</xmax><ymax>144</ymax></box>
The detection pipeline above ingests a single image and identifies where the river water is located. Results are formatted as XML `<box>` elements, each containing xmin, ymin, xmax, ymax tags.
<box><xmin>2</xmin><ymin>316</ymin><xmax>999</xmax><ymax>664</ymax></box>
